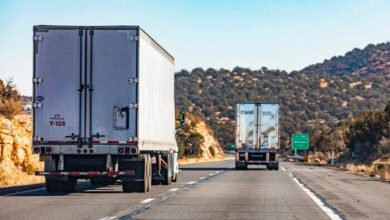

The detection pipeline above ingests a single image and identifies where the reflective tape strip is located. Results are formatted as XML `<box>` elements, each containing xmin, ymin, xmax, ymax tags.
<box><xmin>91</xmin><ymin>140</ymin><xmax>138</xmax><ymax>145</ymax></box>
<box><xmin>35</xmin><ymin>170</ymin><xmax>135</xmax><ymax>176</ymax></box>
<box><xmin>161</xmin><ymin>158</ymin><xmax>167</xmax><ymax>168</ymax></box>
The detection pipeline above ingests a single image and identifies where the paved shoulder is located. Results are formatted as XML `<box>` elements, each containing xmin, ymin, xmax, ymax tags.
<box><xmin>284</xmin><ymin>162</ymin><xmax>390</xmax><ymax>219</ymax></box>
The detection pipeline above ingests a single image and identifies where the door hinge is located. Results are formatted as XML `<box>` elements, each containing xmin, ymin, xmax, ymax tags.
<box><xmin>128</xmin><ymin>103</ymin><xmax>138</xmax><ymax>109</ymax></box>
<box><xmin>33</xmin><ymin>102</ymin><xmax>43</xmax><ymax>109</ymax></box>
<box><xmin>33</xmin><ymin>77</ymin><xmax>43</xmax><ymax>84</ymax></box>
<box><xmin>33</xmin><ymin>35</ymin><xmax>44</xmax><ymax>41</ymax></box>
<box><xmin>128</xmin><ymin>35</ymin><xmax>139</xmax><ymax>41</ymax></box>
<box><xmin>128</xmin><ymin>78</ymin><xmax>138</xmax><ymax>83</ymax></box>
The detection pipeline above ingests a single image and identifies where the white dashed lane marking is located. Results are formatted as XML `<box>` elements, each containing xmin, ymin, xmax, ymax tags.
<box><xmin>186</xmin><ymin>181</ymin><xmax>196</xmax><ymax>185</ymax></box>
<box><xmin>141</xmin><ymin>198</ymin><xmax>155</xmax><ymax>204</ymax></box>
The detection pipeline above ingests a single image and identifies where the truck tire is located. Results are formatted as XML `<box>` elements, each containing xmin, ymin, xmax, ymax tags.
<box><xmin>46</xmin><ymin>177</ymin><xmax>76</xmax><ymax>193</ymax></box>
<box><xmin>273</xmin><ymin>163</ymin><xmax>279</xmax><ymax>171</ymax></box>
<box><xmin>45</xmin><ymin>178</ymin><xmax>60</xmax><ymax>193</ymax></box>
<box><xmin>123</xmin><ymin>154</ymin><xmax>151</xmax><ymax>193</ymax></box>
<box><xmin>162</xmin><ymin>153</ymin><xmax>172</xmax><ymax>185</ymax></box>
<box><xmin>235</xmin><ymin>162</ymin><xmax>247</xmax><ymax>170</ymax></box>
<box><xmin>60</xmin><ymin>178</ymin><xmax>77</xmax><ymax>192</ymax></box>
<box><xmin>122</xmin><ymin>181</ymin><xmax>136</xmax><ymax>193</ymax></box>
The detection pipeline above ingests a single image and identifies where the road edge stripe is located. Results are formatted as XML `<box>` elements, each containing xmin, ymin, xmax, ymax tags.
<box><xmin>281</xmin><ymin>166</ymin><xmax>344</xmax><ymax>220</ymax></box>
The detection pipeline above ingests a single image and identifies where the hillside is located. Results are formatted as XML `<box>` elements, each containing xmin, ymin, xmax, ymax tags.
<box><xmin>175</xmin><ymin>42</ymin><xmax>390</xmax><ymax>149</ymax></box>
<box><xmin>176</xmin><ymin>114</ymin><xmax>224</xmax><ymax>160</ymax></box>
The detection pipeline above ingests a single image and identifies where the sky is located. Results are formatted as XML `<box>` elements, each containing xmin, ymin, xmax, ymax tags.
<box><xmin>0</xmin><ymin>0</ymin><xmax>390</xmax><ymax>95</ymax></box>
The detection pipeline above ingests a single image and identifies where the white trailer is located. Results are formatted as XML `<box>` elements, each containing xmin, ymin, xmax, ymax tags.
<box><xmin>32</xmin><ymin>25</ymin><xmax>178</xmax><ymax>192</ymax></box>
<box><xmin>235</xmin><ymin>102</ymin><xmax>279</xmax><ymax>170</ymax></box>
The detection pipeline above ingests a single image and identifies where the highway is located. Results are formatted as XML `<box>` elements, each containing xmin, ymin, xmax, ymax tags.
<box><xmin>0</xmin><ymin>160</ymin><xmax>389</xmax><ymax>220</ymax></box>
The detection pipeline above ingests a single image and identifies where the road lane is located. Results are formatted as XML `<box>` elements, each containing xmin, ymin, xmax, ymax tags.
<box><xmin>5</xmin><ymin>160</ymin><xmax>388</xmax><ymax>220</ymax></box>
<box><xmin>283</xmin><ymin>162</ymin><xmax>390</xmax><ymax>220</ymax></box>
<box><xmin>131</xmin><ymin>162</ymin><xmax>329</xmax><ymax>220</ymax></box>
<box><xmin>0</xmin><ymin>160</ymin><xmax>232</xmax><ymax>220</ymax></box>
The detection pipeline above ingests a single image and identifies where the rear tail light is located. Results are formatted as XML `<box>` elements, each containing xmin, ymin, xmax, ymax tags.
<box><xmin>130</xmin><ymin>147</ymin><xmax>137</xmax><ymax>154</ymax></box>
<box><xmin>33</xmin><ymin>147</ymin><xmax>40</xmax><ymax>154</ymax></box>
<box><xmin>89</xmin><ymin>149</ymin><xmax>94</xmax><ymax>153</ymax></box>
<box><xmin>118</xmin><ymin>147</ymin><xmax>125</xmax><ymax>154</ymax></box>
<box><xmin>45</xmin><ymin>147</ymin><xmax>52</xmax><ymax>154</ymax></box>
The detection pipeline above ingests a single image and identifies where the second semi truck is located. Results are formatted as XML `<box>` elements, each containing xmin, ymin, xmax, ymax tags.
<box><xmin>235</xmin><ymin>102</ymin><xmax>280</xmax><ymax>170</ymax></box>
<box><xmin>32</xmin><ymin>25</ymin><xmax>178</xmax><ymax>193</ymax></box>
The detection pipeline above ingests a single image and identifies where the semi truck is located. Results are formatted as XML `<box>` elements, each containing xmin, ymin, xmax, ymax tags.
<box><xmin>235</xmin><ymin>102</ymin><xmax>279</xmax><ymax>170</ymax></box>
<box><xmin>32</xmin><ymin>25</ymin><xmax>178</xmax><ymax>193</ymax></box>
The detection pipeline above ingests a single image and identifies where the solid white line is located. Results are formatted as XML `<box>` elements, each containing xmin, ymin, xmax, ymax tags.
<box><xmin>282</xmin><ymin>166</ymin><xmax>342</xmax><ymax>220</ymax></box>
<box><xmin>186</xmin><ymin>181</ymin><xmax>196</xmax><ymax>185</ymax></box>
<box><xmin>140</xmin><ymin>198</ymin><xmax>155</xmax><ymax>203</ymax></box>
<box><xmin>169</xmin><ymin>188</ymin><xmax>179</xmax><ymax>192</ymax></box>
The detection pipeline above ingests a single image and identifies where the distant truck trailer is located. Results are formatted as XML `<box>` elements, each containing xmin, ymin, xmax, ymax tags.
<box><xmin>235</xmin><ymin>102</ymin><xmax>279</xmax><ymax>170</ymax></box>
<box><xmin>32</xmin><ymin>25</ymin><xmax>178</xmax><ymax>193</ymax></box>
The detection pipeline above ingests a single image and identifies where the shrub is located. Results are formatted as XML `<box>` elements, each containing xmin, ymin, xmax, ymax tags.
<box><xmin>0</xmin><ymin>79</ymin><xmax>22</xmax><ymax>119</ymax></box>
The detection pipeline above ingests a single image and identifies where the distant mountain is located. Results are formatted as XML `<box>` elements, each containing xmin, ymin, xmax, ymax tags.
<box><xmin>175</xmin><ymin>42</ymin><xmax>390</xmax><ymax>149</ymax></box>
<box><xmin>302</xmin><ymin>42</ymin><xmax>390</xmax><ymax>76</ymax></box>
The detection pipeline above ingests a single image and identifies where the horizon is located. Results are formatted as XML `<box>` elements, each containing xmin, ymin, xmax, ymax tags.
<box><xmin>1</xmin><ymin>0</ymin><xmax>390</xmax><ymax>95</ymax></box>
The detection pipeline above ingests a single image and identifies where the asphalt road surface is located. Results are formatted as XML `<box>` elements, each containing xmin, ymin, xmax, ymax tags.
<box><xmin>0</xmin><ymin>160</ymin><xmax>389</xmax><ymax>220</ymax></box>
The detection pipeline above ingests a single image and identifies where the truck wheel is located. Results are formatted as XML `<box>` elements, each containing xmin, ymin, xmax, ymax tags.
<box><xmin>59</xmin><ymin>178</ymin><xmax>77</xmax><ymax>193</ymax></box>
<box><xmin>273</xmin><ymin>164</ymin><xmax>279</xmax><ymax>171</ymax></box>
<box><xmin>45</xmin><ymin>178</ymin><xmax>60</xmax><ymax>193</ymax></box>
<box><xmin>162</xmin><ymin>153</ymin><xmax>172</xmax><ymax>185</ymax></box>
<box><xmin>122</xmin><ymin>181</ymin><xmax>136</xmax><ymax>193</ymax></box>
<box><xmin>137</xmin><ymin>154</ymin><xmax>151</xmax><ymax>192</ymax></box>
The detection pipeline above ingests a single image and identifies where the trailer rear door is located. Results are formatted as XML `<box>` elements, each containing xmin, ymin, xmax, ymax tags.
<box><xmin>33</xmin><ymin>28</ymin><xmax>84</xmax><ymax>143</ymax></box>
<box><xmin>87</xmin><ymin>28</ymin><xmax>138</xmax><ymax>143</ymax></box>
<box><xmin>258</xmin><ymin>103</ymin><xmax>279</xmax><ymax>149</ymax></box>
<box><xmin>236</xmin><ymin>103</ymin><xmax>257</xmax><ymax>148</ymax></box>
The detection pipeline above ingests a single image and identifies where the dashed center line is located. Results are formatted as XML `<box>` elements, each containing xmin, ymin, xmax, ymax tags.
<box><xmin>140</xmin><ymin>198</ymin><xmax>155</xmax><ymax>203</ymax></box>
<box><xmin>199</xmin><ymin>177</ymin><xmax>206</xmax><ymax>180</ymax></box>
<box><xmin>169</xmin><ymin>188</ymin><xmax>179</xmax><ymax>192</ymax></box>
<box><xmin>186</xmin><ymin>181</ymin><xmax>196</xmax><ymax>185</ymax></box>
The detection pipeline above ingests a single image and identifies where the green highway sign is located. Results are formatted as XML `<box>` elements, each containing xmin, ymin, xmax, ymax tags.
<box><xmin>292</xmin><ymin>133</ymin><xmax>309</xmax><ymax>150</ymax></box>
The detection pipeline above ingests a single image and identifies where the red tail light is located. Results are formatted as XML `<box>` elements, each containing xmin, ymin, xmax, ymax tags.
<box><xmin>130</xmin><ymin>147</ymin><xmax>137</xmax><ymax>154</ymax></box>
<box><xmin>45</xmin><ymin>147</ymin><xmax>52</xmax><ymax>153</ymax></box>
<box><xmin>118</xmin><ymin>147</ymin><xmax>125</xmax><ymax>154</ymax></box>
<box><xmin>34</xmin><ymin>147</ymin><xmax>40</xmax><ymax>154</ymax></box>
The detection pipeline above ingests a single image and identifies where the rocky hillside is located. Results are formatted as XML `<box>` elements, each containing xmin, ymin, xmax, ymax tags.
<box><xmin>0</xmin><ymin>115</ymin><xmax>43</xmax><ymax>187</ymax></box>
<box><xmin>175</xmin><ymin>42</ymin><xmax>390</xmax><ymax>149</ymax></box>
<box><xmin>176</xmin><ymin>114</ymin><xmax>224</xmax><ymax>160</ymax></box>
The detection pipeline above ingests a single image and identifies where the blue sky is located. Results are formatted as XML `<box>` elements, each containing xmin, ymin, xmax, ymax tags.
<box><xmin>1</xmin><ymin>0</ymin><xmax>390</xmax><ymax>95</ymax></box>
